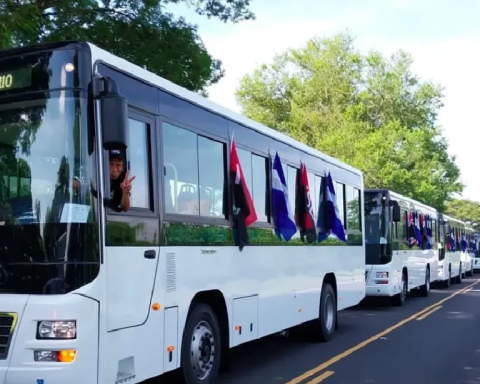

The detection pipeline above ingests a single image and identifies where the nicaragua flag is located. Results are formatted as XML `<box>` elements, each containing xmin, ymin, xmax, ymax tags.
<box><xmin>271</xmin><ymin>152</ymin><xmax>297</xmax><ymax>242</ymax></box>
<box><xmin>316</xmin><ymin>172</ymin><xmax>346</xmax><ymax>243</ymax></box>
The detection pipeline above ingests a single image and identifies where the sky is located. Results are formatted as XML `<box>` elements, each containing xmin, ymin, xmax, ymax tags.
<box><xmin>168</xmin><ymin>0</ymin><xmax>480</xmax><ymax>202</ymax></box>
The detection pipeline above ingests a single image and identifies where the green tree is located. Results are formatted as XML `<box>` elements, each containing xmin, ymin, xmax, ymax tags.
<box><xmin>236</xmin><ymin>32</ymin><xmax>462</xmax><ymax>210</ymax></box>
<box><xmin>445</xmin><ymin>199</ymin><xmax>480</xmax><ymax>230</ymax></box>
<box><xmin>0</xmin><ymin>0</ymin><xmax>254</xmax><ymax>94</ymax></box>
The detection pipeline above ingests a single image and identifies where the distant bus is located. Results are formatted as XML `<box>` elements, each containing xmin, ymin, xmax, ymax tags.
<box><xmin>438</xmin><ymin>214</ymin><xmax>463</xmax><ymax>286</ymax></box>
<box><xmin>463</xmin><ymin>226</ymin><xmax>475</xmax><ymax>277</ymax></box>
<box><xmin>0</xmin><ymin>41</ymin><xmax>365</xmax><ymax>384</ymax></box>
<box><xmin>364</xmin><ymin>189</ymin><xmax>438</xmax><ymax>306</ymax></box>
<box><xmin>474</xmin><ymin>232</ymin><xmax>480</xmax><ymax>272</ymax></box>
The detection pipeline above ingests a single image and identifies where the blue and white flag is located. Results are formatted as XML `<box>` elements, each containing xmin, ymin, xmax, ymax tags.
<box><xmin>461</xmin><ymin>232</ymin><xmax>467</xmax><ymax>252</ymax></box>
<box><xmin>425</xmin><ymin>214</ymin><xmax>432</xmax><ymax>249</ymax></box>
<box><xmin>414</xmin><ymin>211</ymin><xmax>422</xmax><ymax>248</ymax></box>
<box><xmin>316</xmin><ymin>172</ymin><xmax>346</xmax><ymax>243</ymax></box>
<box><xmin>271</xmin><ymin>152</ymin><xmax>297</xmax><ymax>242</ymax></box>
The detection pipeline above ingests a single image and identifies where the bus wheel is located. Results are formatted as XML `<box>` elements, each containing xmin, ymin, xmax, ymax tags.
<box><xmin>420</xmin><ymin>267</ymin><xmax>430</xmax><ymax>297</ymax></box>
<box><xmin>392</xmin><ymin>271</ymin><xmax>406</xmax><ymax>306</ymax></box>
<box><xmin>180</xmin><ymin>303</ymin><xmax>221</xmax><ymax>384</ymax></box>
<box><xmin>443</xmin><ymin>267</ymin><xmax>451</xmax><ymax>288</ymax></box>
<box><xmin>311</xmin><ymin>283</ymin><xmax>336</xmax><ymax>342</ymax></box>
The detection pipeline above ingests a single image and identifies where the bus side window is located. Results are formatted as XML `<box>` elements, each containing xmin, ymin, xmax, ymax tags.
<box><xmin>162</xmin><ymin>122</ymin><xmax>226</xmax><ymax>218</ymax></box>
<box><xmin>126</xmin><ymin>117</ymin><xmax>151</xmax><ymax>210</ymax></box>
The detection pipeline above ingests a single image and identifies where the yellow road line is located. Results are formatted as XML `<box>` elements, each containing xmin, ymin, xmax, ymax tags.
<box><xmin>416</xmin><ymin>305</ymin><xmax>442</xmax><ymax>321</ymax></box>
<box><xmin>285</xmin><ymin>279</ymin><xmax>480</xmax><ymax>384</ymax></box>
<box><xmin>306</xmin><ymin>371</ymin><xmax>335</xmax><ymax>384</ymax></box>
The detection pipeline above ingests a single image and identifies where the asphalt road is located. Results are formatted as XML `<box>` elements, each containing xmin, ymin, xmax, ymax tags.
<box><xmin>158</xmin><ymin>276</ymin><xmax>480</xmax><ymax>384</ymax></box>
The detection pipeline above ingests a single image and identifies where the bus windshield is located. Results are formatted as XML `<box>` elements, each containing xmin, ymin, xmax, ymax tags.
<box><xmin>0</xmin><ymin>91</ymin><xmax>99</xmax><ymax>294</ymax></box>
<box><xmin>364</xmin><ymin>192</ymin><xmax>391</xmax><ymax>264</ymax></box>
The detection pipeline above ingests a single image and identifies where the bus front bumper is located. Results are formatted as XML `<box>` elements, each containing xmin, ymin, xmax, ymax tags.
<box><xmin>0</xmin><ymin>293</ymin><xmax>98</xmax><ymax>384</ymax></box>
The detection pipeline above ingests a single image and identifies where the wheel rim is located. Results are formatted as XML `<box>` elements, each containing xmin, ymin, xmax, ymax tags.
<box><xmin>401</xmin><ymin>274</ymin><xmax>406</xmax><ymax>301</ymax></box>
<box><xmin>190</xmin><ymin>320</ymin><xmax>215</xmax><ymax>381</ymax></box>
<box><xmin>426</xmin><ymin>270</ymin><xmax>430</xmax><ymax>291</ymax></box>
<box><xmin>324</xmin><ymin>293</ymin><xmax>335</xmax><ymax>332</ymax></box>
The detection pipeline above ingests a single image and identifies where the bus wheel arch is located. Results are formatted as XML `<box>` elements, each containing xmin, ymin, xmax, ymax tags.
<box><xmin>323</xmin><ymin>272</ymin><xmax>338</xmax><ymax>330</ymax></box>
<box><xmin>420</xmin><ymin>264</ymin><xmax>430</xmax><ymax>297</ymax></box>
<box><xmin>181</xmin><ymin>290</ymin><xmax>230</xmax><ymax>383</ymax></box>
<box><xmin>393</xmin><ymin>268</ymin><xmax>408</xmax><ymax>306</ymax></box>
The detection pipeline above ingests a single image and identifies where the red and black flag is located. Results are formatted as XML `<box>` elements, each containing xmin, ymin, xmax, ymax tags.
<box><xmin>294</xmin><ymin>163</ymin><xmax>316</xmax><ymax>244</ymax></box>
<box><xmin>230</xmin><ymin>139</ymin><xmax>257</xmax><ymax>251</ymax></box>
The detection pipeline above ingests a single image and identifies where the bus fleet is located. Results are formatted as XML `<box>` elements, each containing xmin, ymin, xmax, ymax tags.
<box><xmin>0</xmin><ymin>41</ymin><xmax>478</xmax><ymax>384</ymax></box>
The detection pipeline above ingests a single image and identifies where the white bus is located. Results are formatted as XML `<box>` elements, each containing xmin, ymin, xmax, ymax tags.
<box><xmin>474</xmin><ymin>232</ymin><xmax>480</xmax><ymax>272</ymax></box>
<box><xmin>463</xmin><ymin>226</ymin><xmax>475</xmax><ymax>276</ymax></box>
<box><xmin>364</xmin><ymin>189</ymin><xmax>438</xmax><ymax>306</ymax></box>
<box><xmin>438</xmin><ymin>214</ymin><xmax>463</xmax><ymax>286</ymax></box>
<box><xmin>0</xmin><ymin>41</ymin><xmax>365</xmax><ymax>384</ymax></box>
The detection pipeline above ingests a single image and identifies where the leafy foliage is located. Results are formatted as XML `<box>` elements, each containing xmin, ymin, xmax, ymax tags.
<box><xmin>236</xmin><ymin>32</ymin><xmax>462</xmax><ymax>211</ymax></box>
<box><xmin>0</xmin><ymin>0</ymin><xmax>255</xmax><ymax>94</ymax></box>
<box><xmin>445</xmin><ymin>199</ymin><xmax>480</xmax><ymax>230</ymax></box>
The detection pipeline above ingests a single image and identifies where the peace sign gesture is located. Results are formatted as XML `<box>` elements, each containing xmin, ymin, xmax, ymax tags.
<box><xmin>120</xmin><ymin>170</ymin><xmax>136</xmax><ymax>193</ymax></box>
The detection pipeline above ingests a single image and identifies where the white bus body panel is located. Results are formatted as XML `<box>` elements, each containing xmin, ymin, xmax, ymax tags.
<box><xmin>100</xmin><ymin>245</ymin><xmax>365</xmax><ymax>381</ymax></box>
<box><xmin>438</xmin><ymin>251</ymin><xmax>461</xmax><ymax>281</ymax></box>
<box><xmin>366</xmin><ymin>249</ymin><xmax>437</xmax><ymax>297</ymax></box>
<box><xmin>474</xmin><ymin>256</ymin><xmax>480</xmax><ymax>272</ymax></box>
<box><xmin>461</xmin><ymin>251</ymin><xmax>473</xmax><ymax>275</ymax></box>
<box><xmin>0</xmin><ymin>293</ymin><xmax>98</xmax><ymax>384</ymax></box>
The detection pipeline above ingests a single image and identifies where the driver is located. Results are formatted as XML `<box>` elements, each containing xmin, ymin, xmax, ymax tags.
<box><xmin>109</xmin><ymin>149</ymin><xmax>135</xmax><ymax>212</ymax></box>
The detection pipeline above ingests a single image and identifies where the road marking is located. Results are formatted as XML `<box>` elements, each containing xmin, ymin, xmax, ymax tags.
<box><xmin>416</xmin><ymin>305</ymin><xmax>442</xmax><ymax>321</ymax></box>
<box><xmin>462</xmin><ymin>287</ymin><xmax>473</xmax><ymax>293</ymax></box>
<box><xmin>306</xmin><ymin>371</ymin><xmax>335</xmax><ymax>384</ymax></box>
<box><xmin>285</xmin><ymin>279</ymin><xmax>480</xmax><ymax>384</ymax></box>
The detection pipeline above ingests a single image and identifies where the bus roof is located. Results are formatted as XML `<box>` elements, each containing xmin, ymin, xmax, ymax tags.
<box><xmin>86</xmin><ymin>42</ymin><xmax>363</xmax><ymax>177</ymax></box>
<box><xmin>365</xmin><ymin>189</ymin><xmax>437</xmax><ymax>213</ymax></box>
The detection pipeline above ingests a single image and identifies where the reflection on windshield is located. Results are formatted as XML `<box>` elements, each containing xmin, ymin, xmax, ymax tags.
<box><xmin>0</xmin><ymin>92</ymin><xmax>99</xmax><ymax>294</ymax></box>
<box><xmin>364</xmin><ymin>192</ymin><xmax>388</xmax><ymax>245</ymax></box>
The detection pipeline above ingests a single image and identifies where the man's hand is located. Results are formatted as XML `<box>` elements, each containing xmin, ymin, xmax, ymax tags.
<box><xmin>120</xmin><ymin>170</ymin><xmax>136</xmax><ymax>194</ymax></box>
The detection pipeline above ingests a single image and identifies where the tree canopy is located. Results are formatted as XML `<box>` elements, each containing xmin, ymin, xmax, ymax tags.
<box><xmin>236</xmin><ymin>32</ymin><xmax>462</xmax><ymax>211</ymax></box>
<box><xmin>0</xmin><ymin>0</ymin><xmax>254</xmax><ymax>94</ymax></box>
<box><xmin>445</xmin><ymin>199</ymin><xmax>480</xmax><ymax>231</ymax></box>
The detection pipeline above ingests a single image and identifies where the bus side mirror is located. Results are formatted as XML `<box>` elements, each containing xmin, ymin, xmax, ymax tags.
<box><xmin>99</xmin><ymin>77</ymin><xmax>128</xmax><ymax>151</ymax></box>
<box><xmin>392</xmin><ymin>203</ymin><xmax>401</xmax><ymax>222</ymax></box>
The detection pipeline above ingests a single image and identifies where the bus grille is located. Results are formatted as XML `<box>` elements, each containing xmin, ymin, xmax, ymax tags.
<box><xmin>0</xmin><ymin>313</ymin><xmax>17</xmax><ymax>360</ymax></box>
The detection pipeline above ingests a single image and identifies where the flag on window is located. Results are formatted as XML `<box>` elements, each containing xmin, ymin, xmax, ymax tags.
<box><xmin>414</xmin><ymin>211</ymin><xmax>422</xmax><ymax>248</ymax></box>
<box><xmin>316</xmin><ymin>172</ymin><xmax>346</xmax><ymax>243</ymax></box>
<box><xmin>294</xmin><ymin>163</ymin><xmax>316</xmax><ymax>244</ymax></box>
<box><xmin>425</xmin><ymin>215</ymin><xmax>432</xmax><ymax>249</ymax></box>
<box><xmin>407</xmin><ymin>212</ymin><xmax>417</xmax><ymax>247</ymax></box>
<box><xmin>449</xmin><ymin>231</ymin><xmax>455</xmax><ymax>252</ymax></box>
<box><xmin>271</xmin><ymin>152</ymin><xmax>297</xmax><ymax>242</ymax></box>
<box><xmin>230</xmin><ymin>138</ymin><xmax>257</xmax><ymax>251</ymax></box>
<box><xmin>461</xmin><ymin>232</ymin><xmax>467</xmax><ymax>252</ymax></box>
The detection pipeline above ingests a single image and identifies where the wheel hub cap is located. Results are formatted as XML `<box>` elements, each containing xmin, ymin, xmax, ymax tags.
<box><xmin>190</xmin><ymin>321</ymin><xmax>215</xmax><ymax>380</ymax></box>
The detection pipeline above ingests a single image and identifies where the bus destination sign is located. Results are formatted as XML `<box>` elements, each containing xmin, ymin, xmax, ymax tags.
<box><xmin>0</xmin><ymin>68</ymin><xmax>32</xmax><ymax>92</ymax></box>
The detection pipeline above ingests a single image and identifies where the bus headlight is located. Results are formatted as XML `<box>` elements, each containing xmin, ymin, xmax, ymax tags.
<box><xmin>37</xmin><ymin>321</ymin><xmax>76</xmax><ymax>339</ymax></box>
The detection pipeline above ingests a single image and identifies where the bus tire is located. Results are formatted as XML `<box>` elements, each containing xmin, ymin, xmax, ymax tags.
<box><xmin>443</xmin><ymin>267</ymin><xmax>451</xmax><ymax>288</ymax></box>
<box><xmin>455</xmin><ymin>264</ymin><xmax>462</xmax><ymax>284</ymax></box>
<box><xmin>392</xmin><ymin>270</ymin><xmax>407</xmax><ymax>306</ymax></box>
<box><xmin>312</xmin><ymin>283</ymin><xmax>337</xmax><ymax>342</ymax></box>
<box><xmin>420</xmin><ymin>267</ymin><xmax>430</xmax><ymax>297</ymax></box>
<box><xmin>180</xmin><ymin>303</ymin><xmax>221</xmax><ymax>384</ymax></box>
